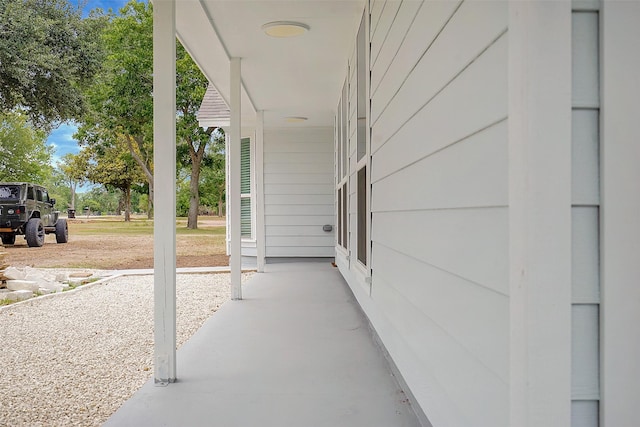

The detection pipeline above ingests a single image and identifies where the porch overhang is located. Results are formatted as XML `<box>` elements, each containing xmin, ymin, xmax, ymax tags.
<box><xmin>175</xmin><ymin>0</ymin><xmax>364</xmax><ymax>130</ymax></box>
<box><xmin>176</xmin><ymin>0</ymin><xmax>256</xmax><ymax>128</ymax></box>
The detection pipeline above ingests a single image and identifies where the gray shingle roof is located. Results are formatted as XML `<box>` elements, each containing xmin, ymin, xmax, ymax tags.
<box><xmin>197</xmin><ymin>84</ymin><xmax>230</xmax><ymax>128</ymax></box>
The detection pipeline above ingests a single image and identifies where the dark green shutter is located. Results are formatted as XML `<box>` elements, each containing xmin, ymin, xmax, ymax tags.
<box><xmin>240</xmin><ymin>138</ymin><xmax>251</xmax><ymax>237</ymax></box>
<box><xmin>241</xmin><ymin>138</ymin><xmax>251</xmax><ymax>194</ymax></box>
<box><xmin>241</xmin><ymin>197</ymin><xmax>251</xmax><ymax>237</ymax></box>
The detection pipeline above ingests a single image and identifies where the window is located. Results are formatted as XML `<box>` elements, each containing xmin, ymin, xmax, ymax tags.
<box><xmin>36</xmin><ymin>189</ymin><xmax>43</xmax><ymax>202</ymax></box>
<box><xmin>341</xmin><ymin>81</ymin><xmax>348</xmax><ymax>177</ymax></box>
<box><xmin>337</xmin><ymin>187</ymin><xmax>342</xmax><ymax>247</ymax></box>
<box><xmin>355</xmin><ymin>10</ymin><xmax>368</xmax><ymax>267</ymax></box>
<box><xmin>342</xmin><ymin>182</ymin><xmax>347</xmax><ymax>247</ymax></box>
<box><xmin>336</xmin><ymin>77</ymin><xmax>349</xmax><ymax>251</ymax></box>
<box><xmin>356</xmin><ymin>12</ymin><xmax>366</xmax><ymax>162</ymax></box>
<box><xmin>240</xmin><ymin>138</ymin><xmax>252</xmax><ymax>238</ymax></box>
<box><xmin>27</xmin><ymin>186</ymin><xmax>35</xmax><ymax>200</ymax></box>
<box><xmin>357</xmin><ymin>167</ymin><xmax>367</xmax><ymax>265</ymax></box>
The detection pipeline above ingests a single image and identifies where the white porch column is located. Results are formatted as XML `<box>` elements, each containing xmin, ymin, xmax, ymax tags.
<box><xmin>230</xmin><ymin>58</ymin><xmax>242</xmax><ymax>299</ymax></box>
<box><xmin>508</xmin><ymin>1</ymin><xmax>572</xmax><ymax>426</ymax></box>
<box><xmin>600</xmin><ymin>2</ymin><xmax>640</xmax><ymax>425</ymax></box>
<box><xmin>152</xmin><ymin>0</ymin><xmax>177</xmax><ymax>384</ymax></box>
<box><xmin>255</xmin><ymin>110</ymin><xmax>266</xmax><ymax>272</ymax></box>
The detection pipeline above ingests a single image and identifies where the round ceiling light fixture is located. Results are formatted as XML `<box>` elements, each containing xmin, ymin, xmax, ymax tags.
<box><xmin>262</xmin><ymin>21</ymin><xmax>310</xmax><ymax>38</ymax></box>
<box><xmin>285</xmin><ymin>116</ymin><xmax>308</xmax><ymax>123</ymax></box>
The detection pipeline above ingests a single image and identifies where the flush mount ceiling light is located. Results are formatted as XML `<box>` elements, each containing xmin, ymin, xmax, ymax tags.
<box><xmin>285</xmin><ymin>116</ymin><xmax>308</xmax><ymax>123</ymax></box>
<box><xmin>262</xmin><ymin>21</ymin><xmax>310</xmax><ymax>38</ymax></box>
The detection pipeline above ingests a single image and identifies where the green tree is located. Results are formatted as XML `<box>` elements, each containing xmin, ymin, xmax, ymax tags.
<box><xmin>176</xmin><ymin>43</ymin><xmax>218</xmax><ymax>229</ymax></box>
<box><xmin>78</xmin><ymin>0</ymin><xmax>154</xmax><ymax>215</ymax></box>
<box><xmin>80</xmin><ymin>0</ymin><xmax>219</xmax><ymax>226</ymax></box>
<box><xmin>77</xmin><ymin>186</ymin><xmax>120</xmax><ymax>215</ymax></box>
<box><xmin>46</xmin><ymin>167</ymin><xmax>72</xmax><ymax>210</ymax></box>
<box><xmin>198</xmin><ymin>130</ymin><xmax>226</xmax><ymax>217</ymax></box>
<box><xmin>0</xmin><ymin>0</ymin><xmax>106</xmax><ymax>127</ymax></box>
<box><xmin>136</xmin><ymin>193</ymin><xmax>148</xmax><ymax>214</ymax></box>
<box><xmin>0</xmin><ymin>111</ymin><xmax>53</xmax><ymax>181</ymax></box>
<box><xmin>84</xmin><ymin>138</ymin><xmax>145</xmax><ymax>221</ymax></box>
<box><xmin>57</xmin><ymin>152</ymin><xmax>89</xmax><ymax>210</ymax></box>
<box><xmin>176</xmin><ymin>180</ymin><xmax>190</xmax><ymax>218</ymax></box>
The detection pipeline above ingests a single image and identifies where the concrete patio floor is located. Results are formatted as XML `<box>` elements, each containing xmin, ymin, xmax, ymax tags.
<box><xmin>105</xmin><ymin>261</ymin><xmax>420</xmax><ymax>427</ymax></box>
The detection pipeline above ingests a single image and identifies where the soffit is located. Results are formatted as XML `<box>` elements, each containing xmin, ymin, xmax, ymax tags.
<box><xmin>176</xmin><ymin>0</ymin><xmax>364</xmax><ymax>129</ymax></box>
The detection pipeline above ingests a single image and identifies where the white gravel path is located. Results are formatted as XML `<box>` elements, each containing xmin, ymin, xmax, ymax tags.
<box><xmin>0</xmin><ymin>272</ymin><xmax>253</xmax><ymax>426</ymax></box>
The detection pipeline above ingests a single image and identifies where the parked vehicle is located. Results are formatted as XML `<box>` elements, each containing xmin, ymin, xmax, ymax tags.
<box><xmin>0</xmin><ymin>182</ymin><xmax>68</xmax><ymax>247</ymax></box>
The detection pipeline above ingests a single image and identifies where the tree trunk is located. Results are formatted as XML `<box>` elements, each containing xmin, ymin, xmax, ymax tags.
<box><xmin>187</xmin><ymin>162</ymin><xmax>201</xmax><ymax>229</ymax></box>
<box><xmin>218</xmin><ymin>193</ymin><xmax>223</xmax><ymax>217</ymax></box>
<box><xmin>70</xmin><ymin>182</ymin><xmax>76</xmax><ymax>210</ymax></box>
<box><xmin>186</xmin><ymin>134</ymin><xmax>208</xmax><ymax>229</ymax></box>
<box><xmin>124</xmin><ymin>185</ymin><xmax>131</xmax><ymax>222</ymax></box>
<box><xmin>147</xmin><ymin>183</ymin><xmax>153</xmax><ymax>219</ymax></box>
<box><xmin>125</xmin><ymin>135</ymin><xmax>154</xmax><ymax>213</ymax></box>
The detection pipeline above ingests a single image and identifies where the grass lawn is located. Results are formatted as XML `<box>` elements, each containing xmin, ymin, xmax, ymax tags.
<box><xmin>71</xmin><ymin>215</ymin><xmax>226</xmax><ymax>237</ymax></box>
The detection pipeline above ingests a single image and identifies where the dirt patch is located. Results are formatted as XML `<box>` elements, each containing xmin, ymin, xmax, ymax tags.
<box><xmin>3</xmin><ymin>234</ymin><xmax>229</xmax><ymax>270</ymax></box>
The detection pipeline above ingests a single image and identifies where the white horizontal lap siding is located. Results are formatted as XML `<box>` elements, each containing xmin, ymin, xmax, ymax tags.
<box><xmin>264</xmin><ymin>128</ymin><xmax>334</xmax><ymax>257</ymax></box>
<box><xmin>368</xmin><ymin>1</ymin><xmax>509</xmax><ymax>426</ymax></box>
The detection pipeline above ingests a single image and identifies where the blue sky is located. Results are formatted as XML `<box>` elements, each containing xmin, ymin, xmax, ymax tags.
<box><xmin>48</xmin><ymin>122</ymin><xmax>81</xmax><ymax>166</ymax></box>
<box><xmin>77</xmin><ymin>0</ymin><xmax>130</xmax><ymax>16</ymax></box>
<box><xmin>46</xmin><ymin>0</ymin><xmax>131</xmax><ymax>167</ymax></box>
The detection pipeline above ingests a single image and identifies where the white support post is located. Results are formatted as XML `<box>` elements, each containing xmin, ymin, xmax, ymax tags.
<box><xmin>600</xmin><ymin>2</ymin><xmax>640</xmax><ymax>425</ymax></box>
<box><xmin>152</xmin><ymin>0</ymin><xmax>177</xmax><ymax>384</ymax></box>
<box><xmin>230</xmin><ymin>58</ymin><xmax>242</xmax><ymax>300</ymax></box>
<box><xmin>508</xmin><ymin>1</ymin><xmax>572</xmax><ymax>425</ymax></box>
<box><xmin>255</xmin><ymin>111</ymin><xmax>266</xmax><ymax>272</ymax></box>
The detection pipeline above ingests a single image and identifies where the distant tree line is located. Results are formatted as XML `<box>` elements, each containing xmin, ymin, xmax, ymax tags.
<box><xmin>0</xmin><ymin>0</ymin><xmax>225</xmax><ymax>225</ymax></box>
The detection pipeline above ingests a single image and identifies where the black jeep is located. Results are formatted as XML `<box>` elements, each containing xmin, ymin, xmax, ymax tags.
<box><xmin>0</xmin><ymin>182</ymin><xmax>68</xmax><ymax>247</ymax></box>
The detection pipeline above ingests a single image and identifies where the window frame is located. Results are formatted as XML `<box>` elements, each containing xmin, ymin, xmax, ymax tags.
<box><xmin>334</xmin><ymin>5</ymin><xmax>371</xmax><ymax>283</ymax></box>
<box><xmin>354</xmin><ymin>8</ymin><xmax>370</xmax><ymax>276</ymax></box>
<box><xmin>335</xmin><ymin>76</ymin><xmax>349</xmax><ymax>255</ymax></box>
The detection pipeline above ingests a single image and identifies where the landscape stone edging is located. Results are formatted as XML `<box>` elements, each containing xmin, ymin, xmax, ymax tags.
<box><xmin>0</xmin><ymin>267</ymin><xmax>246</xmax><ymax>312</ymax></box>
<box><xmin>0</xmin><ymin>273</ymin><xmax>125</xmax><ymax>312</ymax></box>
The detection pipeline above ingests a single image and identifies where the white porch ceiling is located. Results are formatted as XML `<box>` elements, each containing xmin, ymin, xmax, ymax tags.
<box><xmin>176</xmin><ymin>0</ymin><xmax>364</xmax><ymax>129</ymax></box>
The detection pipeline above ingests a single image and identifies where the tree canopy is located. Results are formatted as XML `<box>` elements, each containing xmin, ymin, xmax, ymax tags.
<box><xmin>78</xmin><ymin>0</ymin><xmax>219</xmax><ymax>225</ymax></box>
<box><xmin>0</xmin><ymin>111</ymin><xmax>53</xmax><ymax>182</ymax></box>
<box><xmin>0</xmin><ymin>0</ymin><xmax>107</xmax><ymax>128</ymax></box>
<box><xmin>84</xmin><ymin>136</ymin><xmax>145</xmax><ymax>221</ymax></box>
<box><xmin>77</xmin><ymin>0</ymin><xmax>154</xmax><ymax>215</ymax></box>
<box><xmin>57</xmin><ymin>152</ymin><xmax>88</xmax><ymax>209</ymax></box>
<box><xmin>0</xmin><ymin>0</ymin><xmax>227</xmax><ymax>220</ymax></box>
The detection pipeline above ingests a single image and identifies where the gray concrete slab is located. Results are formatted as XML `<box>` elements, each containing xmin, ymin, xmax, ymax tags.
<box><xmin>105</xmin><ymin>261</ymin><xmax>419</xmax><ymax>427</ymax></box>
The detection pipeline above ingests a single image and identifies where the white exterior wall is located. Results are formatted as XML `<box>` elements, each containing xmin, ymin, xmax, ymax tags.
<box><xmin>339</xmin><ymin>1</ymin><xmax>510</xmax><ymax>426</ymax></box>
<box><xmin>370</xmin><ymin>2</ymin><xmax>508</xmax><ymax>426</ymax></box>
<box><xmin>263</xmin><ymin>128</ymin><xmax>335</xmax><ymax>257</ymax></box>
<box><xmin>331</xmin><ymin>1</ymin><xmax>638</xmax><ymax>426</ymax></box>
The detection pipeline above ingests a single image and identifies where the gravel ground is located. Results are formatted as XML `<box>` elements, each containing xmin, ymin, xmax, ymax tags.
<box><xmin>0</xmin><ymin>272</ymin><xmax>253</xmax><ymax>426</ymax></box>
